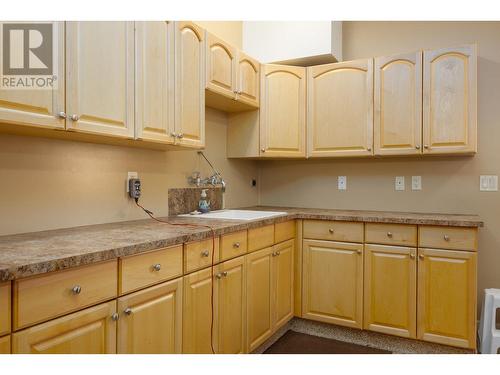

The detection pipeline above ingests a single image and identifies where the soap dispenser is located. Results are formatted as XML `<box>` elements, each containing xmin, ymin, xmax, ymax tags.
<box><xmin>198</xmin><ymin>189</ymin><xmax>211</xmax><ymax>213</ymax></box>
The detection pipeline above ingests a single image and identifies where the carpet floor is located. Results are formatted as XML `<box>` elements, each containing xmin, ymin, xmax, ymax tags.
<box><xmin>263</xmin><ymin>330</ymin><xmax>391</xmax><ymax>354</ymax></box>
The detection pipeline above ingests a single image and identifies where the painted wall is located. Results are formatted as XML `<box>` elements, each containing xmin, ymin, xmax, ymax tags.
<box><xmin>259</xmin><ymin>22</ymin><xmax>500</xmax><ymax>295</ymax></box>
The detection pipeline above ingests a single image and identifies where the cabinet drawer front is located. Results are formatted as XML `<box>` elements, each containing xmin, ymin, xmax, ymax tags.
<box><xmin>220</xmin><ymin>230</ymin><xmax>248</xmax><ymax>261</ymax></box>
<box><xmin>303</xmin><ymin>220</ymin><xmax>363</xmax><ymax>243</ymax></box>
<box><xmin>275</xmin><ymin>220</ymin><xmax>296</xmax><ymax>243</ymax></box>
<box><xmin>0</xmin><ymin>282</ymin><xmax>11</xmax><ymax>336</ymax></box>
<box><xmin>248</xmin><ymin>224</ymin><xmax>275</xmax><ymax>252</ymax></box>
<box><xmin>419</xmin><ymin>226</ymin><xmax>477</xmax><ymax>251</ymax></box>
<box><xmin>365</xmin><ymin>223</ymin><xmax>417</xmax><ymax>247</ymax></box>
<box><xmin>120</xmin><ymin>245</ymin><xmax>182</xmax><ymax>294</ymax></box>
<box><xmin>14</xmin><ymin>260</ymin><xmax>117</xmax><ymax>330</ymax></box>
<box><xmin>184</xmin><ymin>237</ymin><xmax>220</xmax><ymax>274</ymax></box>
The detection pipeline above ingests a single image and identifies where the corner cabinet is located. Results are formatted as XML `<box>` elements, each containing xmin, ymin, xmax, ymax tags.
<box><xmin>374</xmin><ymin>52</ymin><xmax>422</xmax><ymax>156</ymax></box>
<box><xmin>423</xmin><ymin>45</ymin><xmax>477</xmax><ymax>155</ymax></box>
<box><xmin>307</xmin><ymin>59</ymin><xmax>373</xmax><ymax>158</ymax></box>
<box><xmin>260</xmin><ymin>64</ymin><xmax>307</xmax><ymax>158</ymax></box>
<box><xmin>66</xmin><ymin>22</ymin><xmax>135</xmax><ymax>138</ymax></box>
<box><xmin>174</xmin><ymin>21</ymin><xmax>205</xmax><ymax>148</ymax></box>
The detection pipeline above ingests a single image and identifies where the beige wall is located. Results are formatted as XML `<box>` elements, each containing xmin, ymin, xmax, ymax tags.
<box><xmin>259</xmin><ymin>22</ymin><xmax>500</xmax><ymax>294</ymax></box>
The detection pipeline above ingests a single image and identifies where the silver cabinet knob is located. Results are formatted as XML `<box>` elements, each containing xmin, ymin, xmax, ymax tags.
<box><xmin>260</xmin><ymin>148</ymin><xmax>266</xmax><ymax>153</ymax></box>
<box><xmin>409</xmin><ymin>253</ymin><xmax>415</xmax><ymax>260</ymax></box>
<box><xmin>356</xmin><ymin>249</ymin><xmax>362</xmax><ymax>255</ymax></box>
<box><xmin>272</xmin><ymin>252</ymin><xmax>277</xmax><ymax>257</ymax></box>
<box><xmin>124</xmin><ymin>308</ymin><xmax>132</xmax><ymax>315</ymax></box>
<box><xmin>177</xmin><ymin>133</ymin><xmax>184</xmax><ymax>139</ymax></box>
<box><xmin>57</xmin><ymin>111</ymin><xmax>67</xmax><ymax>119</ymax></box>
<box><xmin>233</xmin><ymin>242</ymin><xmax>240</xmax><ymax>249</ymax></box>
<box><xmin>70</xmin><ymin>114</ymin><xmax>79</xmax><ymax>121</ymax></box>
<box><xmin>238</xmin><ymin>90</ymin><xmax>242</xmax><ymax>95</ymax></box>
<box><xmin>367</xmin><ymin>147</ymin><xmax>372</xmax><ymax>152</ymax></box>
<box><xmin>424</xmin><ymin>145</ymin><xmax>429</xmax><ymax>149</ymax></box>
<box><xmin>415</xmin><ymin>145</ymin><xmax>420</xmax><ymax>150</ymax></box>
<box><xmin>111</xmin><ymin>313</ymin><xmax>119</xmax><ymax>321</ymax></box>
<box><xmin>222</xmin><ymin>271</ymin><xmax>228</xmax><ymax>277</ymax></box>
<box><xmin>443</xmin><ymin>235</ymin><xmax>450</xmax><ymax>241</ymax></box>
<box><xmin>276</xmin><ymin>251</ymin><xmax>281</xmax><ymax>256</ymax></box>
<box><xmin>201</xmin><ymin>250</ymin><xmax>210</xmax><ymax>257</ymax></box>
<box><xmin>170</xmin><ymin>132</ymin><xmax>177</xmax><ymax>138</ymax></box>
<box><xmin>215</xmin><ymin>273</ymin><xmax>223</xmax><ymax>279</ymax></box>
<box><xmin>72</xmin><ymin>285</ymin><xmax>82</xmax><ymax>295</ymax></box>
<box><xmin>419</xmin><ymin>254</ymin><xmax>424</xmax><ymax>260</ymax></box>
<box><xmin>328</xmin><ymin>228</ymin><xmax>334</xmax><ymax>234</ymax></box>
<box><xmin>152</xmin><ymin>263</ymin><xmax>161</xmax><ymax>271</ymax></box>
<box><xmin>387</xmin><ymin>232</ymin><xmax>393</xmax><ymax>238</ymax></box>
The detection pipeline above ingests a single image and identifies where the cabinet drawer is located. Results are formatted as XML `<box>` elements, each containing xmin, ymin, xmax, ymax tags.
<box><xmin>303</xmin><ymin>220</ymin><xmax>363</xmax><ymax>243</ymax></box>
<box><xmin>120</xmin><ymin>245</ymin><xmax>182</xmax><ymax>294</ymax></box>
<box><xmin>220</xmin><ymin>230</ymin><xmax>248</xmax><ymax>261</ymax></box>
<box><xmin>275</xmin><ymin>220</ymin><xmax>296</xmax><ymax>243</ymax></box>
<box><xmin>0</xmin><ymin>282</ymin><xmax>10</xmax><ymax>336</ymax></box>
<box><xmin>184</xmin><ymin>237</ymin><xmax>220</xmax><ymax>274</ymax></box>
<box><xmin>419</xmin><ymin>226</ymin><xmax>477</xmax><ymax>251</ymax></box>
<box><xmin>365</xmin><ymin>223</ymin><xmax>417</xmax><ymax>247</ymax></box>
<box><xmin>248</xmin><ymin>224</ymin><xmax>275</xmax><ymax>252</ymax></box>
<box><xmin>14</xmin><ymin>260</ymin><xmax>117</xmax><ymax>330</ymax></box>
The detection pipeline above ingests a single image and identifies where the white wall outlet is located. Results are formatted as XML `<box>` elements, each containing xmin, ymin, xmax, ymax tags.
<box><xmin>338</xmin><ymin>176</ymin><xmax>347</xmax><ymax>191</ymax></box>
<box><xmin>127</xmin><ymin>172</ymin><xmax>138</xmax><ymax>193</ymax></box>
<box><xmin>412</xmin><ymin>176</ymin><xmax>422</xmax><ymax>191</ymax></box>
<box><xmin>480</xmin><ymin>175</ymin><xmax>498</xmax><ymax>191</ymax></box>
<box><xmin>395</xmin><ymin>176</ymin><xmax>405</xmax><ymax>191</ymax></box>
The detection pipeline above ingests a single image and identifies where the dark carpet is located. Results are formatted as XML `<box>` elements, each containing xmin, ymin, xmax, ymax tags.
<box><xmin>263</xmin><ymin>330</ymin><xmax>391</xmax><ymax>354</ymax></box>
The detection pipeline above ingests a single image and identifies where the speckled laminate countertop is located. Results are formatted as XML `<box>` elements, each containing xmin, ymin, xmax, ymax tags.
<box><xmin>0</xmin><ymin>206</ymin><xmax>483</xmax><ymax>282</ymax></box>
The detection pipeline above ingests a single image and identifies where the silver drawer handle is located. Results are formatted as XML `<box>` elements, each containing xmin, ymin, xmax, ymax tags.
<box><xmin>443</xmin><ymin>235</ymin><xmax>450</xmax><ymax>241</ymax></box>
<box><xmin>329</xmin><ymin>228</ymin><xmax>334</xmax><ymax>234</ymax></box>
<box><xmin>111</xmin><ymin>313</ymin><xmax>119</xmax><ymax>321</ymax></box>
<box><xmin>72</xmin><ymin>285</ymin><xmax>82</xmax><ymax>295</ymax></box>
<box><xmin>152</xmin><ymin>263</ymin><xmax>161</xmax><ymax>271</ymax></box>
<box><xmin>387</xmin><ymin>232</ymin><xmax>393</xmax><ymax>238</ymax></box>
<box><xmin>70</xmin><ymin>114</ymin><xmax>80</xmax><ymax>121</ymax></box>
<box><xmin>233</xmin><ymin>242</ymin><xmax>241</xmax><ymax>248</ymax></box>
<box><xmin>201</xmin><ymin>250</ymin><xmax>210</xmax><ymax>257</ymax></box>
<box><xmin>124</xmin><ymin>308</ymin><xmax>132</xmax><ymax>316</ymax></box>
<box><xmin>58</xmin><ymin>111</ymin><xmax>67</xmax><ymax>119</ymax></box>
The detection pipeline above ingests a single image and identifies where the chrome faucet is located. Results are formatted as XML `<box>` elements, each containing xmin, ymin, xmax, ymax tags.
<box><xmin>188</xmin><ymin>152</ymin><xmax>226</xmax><ymax>192</ymax></box>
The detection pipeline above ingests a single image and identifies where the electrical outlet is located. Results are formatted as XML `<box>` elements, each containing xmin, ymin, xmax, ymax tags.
<box><xmin>126</xmin><ymin>172</ymin><xmax>138</xmax><ymax>193</ymax></box>
<box><xmin>412</xmin><ymin>176</ymin><xmax>422</xmax><ymax>191</ymax></box>
<box><xmin>395</xmin><ymin>176</ymin><xmax>405</xmax><ymax>191</ymax></box>
<box><xmin>480</xmin><ymin>175</ymin><xmax>498</xmax><ymax>191</ymax></box>
<box><xmin>338</xmin><ymin>176</ymin><xmax>347</xmax><ymax>191</ymax></box>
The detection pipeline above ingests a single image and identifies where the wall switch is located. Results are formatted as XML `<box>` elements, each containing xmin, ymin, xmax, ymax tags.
<box><xmin>411</xmin><ymin>176</ymin><xmax>422</xmax><ymax>191</ymax></box>
<box><xmin>338</xmin><ymin>176</ymin><xmax>347</xmax><ymax>191</ymax></box>
<box><xmin>480</xmin><ymin>175</ymin><xmax>498</xmax><ymax>191</ymax></box>
<box><xmin>126</xmin><ymin>172</ymin><xmax>138</xmax><ymax>193</ymax></box>
<box><xmin>395</xmin><ymin>176</ymin><xmax>405</xmax><ymax>191</ymax></box>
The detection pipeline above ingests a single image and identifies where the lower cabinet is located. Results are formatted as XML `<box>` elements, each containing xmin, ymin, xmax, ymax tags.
<box><xmin>272</xmin><ymin>240</ymin><xmax>295</xmax><ymax>330</ymax></box>
<box><xmin>0</xmin><ymin>335</ymin><xmax>10</xmax><ymax>354</ymax></box>
<box><xmin>302</xmin><ymin>240</ymin><xmax>363</xmax><ymax>328</ymax></box>
<box><xmin>117</xmin><ymin>278</ymin><xmax>182</xmax><ymax>354</ymax></box>
<box><xmin>364</xmin><ymin>244</ymin><xmax>417</xmax><ymax>338</ymax></box>
<box><xmin>12</xmin><ymin>301</ymin><xmax>117</xmax><ymax>354</ymax></box>
<box><xmin>417</xmin><ymin>248</ymin><xmax>477</xmax><ymax>349</ymax></box>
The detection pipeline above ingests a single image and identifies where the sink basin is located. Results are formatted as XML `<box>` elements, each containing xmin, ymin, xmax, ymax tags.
<box><xmin>178</xmin><ymin>209</ymin><xmax>288</xmax><ymax>221</ymax></box>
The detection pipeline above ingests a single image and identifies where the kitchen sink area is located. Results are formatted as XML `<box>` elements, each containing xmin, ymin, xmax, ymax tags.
<box><xmin>179</xmin><ymin>209</ymin><xmax>288</xmax><ymax>221</ymax></box>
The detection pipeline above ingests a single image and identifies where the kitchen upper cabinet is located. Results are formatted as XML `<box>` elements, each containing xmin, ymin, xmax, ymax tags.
<box><xmin>246</xmin><ymin>247</ymin><xmax>273</xmax><ymax>352</ymax></box>
<box><xmin>205</xmin><ymin>32</ymin><xmax>237</xmax><ymax>99</ymax></box>
<box><xmin>117</xmin><ymin>277</ymin><xmax>182</xmax><ymax>354</ymax></box>
<box><xmin>214</xmin><ymin>256</ymin><xmax>246</xmax><ymax>354</ymax></box>
<box><xmin>272</xmin><ymin>239</ymin><xmax>294</xmax><ymax>330</ymax></box>
<box><xmin>307</xmin><ymin>59</ymin><xmax>374</xmax><ymax>157</ymax></box>
<box><xmin>417</xmin><ymin>248</ymin><xmax>477</xmax><ymax>349</ymax></box>
<box><xmin>364</xmin><ymin>244</ymin><xmax>417</xmax><ymax>338</ymax></box>
<box><xmin>135</xmin><ymin>21</ymin><xmax>175</xmax><ymax>145</ymax></box>
<box><xmin>302</xmin><ymin>240</ymin><xmax>363</xmax><ymax>328</ymax></box>
<box><xmin>66</xmin><ymin>22</ymin><xmax>135</xmax><ymax>138</ymax></box>
<box><xmin>236</xmin><ymin>51</ymin><xmax>260</xmax><ymax>108</ymax></box>
<box><xmin>423</xmin><ymin>45</ymin><xmax>477</xmax><ymax>154</ymax></box>
<box><xmin>374</xmin><ymin>52</ymin><xmax>422</xmax><ymax>156</ymax></box>
<box><xmin>0</xmin><ymin>22</ymin><xmax>65</xmax><ymax>130</ymax></box>
<box><xmin>174</xmin><ymin>21</ymin><xmax>205</xmax><ymax>148</ymax></box>
<box><xmin>12</xmin><ymin>301</ymin><xmax>117</xmax><ymax>354</ymax></box>
<box><xmin>260</xmin><ymin>64</ymin><xmax>306</xmax><ymax>157</ymax></box>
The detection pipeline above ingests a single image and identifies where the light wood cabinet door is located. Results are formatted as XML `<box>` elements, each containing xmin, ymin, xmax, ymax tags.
<box><xmin>117</xmin><ymin>278</ymin><xmax>182</xmax><ymax>354</ymax></box>
<box><xmin>182</xmin><ymin>268</ymin><xmax>214</xmax><ymax>354</ymax></box>
<box><xmin>237</xmin><ymin>51</ymin><xmax>260</xmax><ymax>108</ymax></box>
<box><xmin>374</xmin><ymin>52</ymin><xmax>422</xmax><ymax>156</ymax></box>
<box><xmin>246</xmin><ymin>247</ymin><xmax>273</xmax><ymax>352</ymax></box>
<box><xmin>272</xmin><ymin>239</ymin><xmax>294</xmax><ymax>330</ymax></box>
<box><xmin>135</xmin><ymin>21</ymin><xmax>175</xmax><ymax>144</ymax></box>
<box><xmin>308</xmin><ymin>59</ymin><xmax>374</xmax><ymax>157</ymax></box>
<box><xmin>302</xmin><ymin>240</ymin><xmax>363</xmax><ymax>328</ymax></box>
<box><xmin>12</xmin><ymin>301</ymin><xmax>117</xmax><ymax>354</ymax></box>
<box><xmin>0</xmin><ymin>22</ymin><xmax>65</xmax><ymax>130</ymax></box>
<box><xmin>364</xmin><ymin>244</ymin><xmax>416</xmax><ymax>338</ymax></box>
<box><xmin>66</xmin><ymin>22</ymin><xmax>134</xmax><ymax>138</ymax></box>
<box><xmin>260</xmin><ymin>64</ymin><xmax>306</xmax><ymax>158</ymax></box>
<box><xmin>0</xmin><ymin>282</ymin><xmax>10</xmax><ymax>336</ymax></box>
<box><xmin>0</xmin><ymin>335</ymin><xmax>10</xmax><ymax>354</ymax></box>
<box><xmin>417</xmin><ymin>248</ymin><xmax>477</xmax><ymax>349</ymax></box>
<box><xmin>174</xmin><ymin>21</ymin><xmax>205</xmax><ymax>148</ymax></box>
<box><xmin>423</xmin><ymin>45</ymin><xmax>477</xmax><ymax>154</ymax></box>
<box><xmin>205</xmin><ymin>32</ymin><xmax>236</xmax><ymax>98</ymax></box>
<box><xmin>214</xmin><ymin>256</ymin><xmax>246</xmax><ymax>353</ymax></box>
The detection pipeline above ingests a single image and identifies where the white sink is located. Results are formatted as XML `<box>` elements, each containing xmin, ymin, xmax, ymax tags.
<box><xmin>179</xmin><ymin>209</ymin><xmax>287</xmax><ymax>221</ymax></box>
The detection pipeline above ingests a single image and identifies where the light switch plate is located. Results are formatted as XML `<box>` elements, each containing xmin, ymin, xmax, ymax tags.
<box><xmin>338</xmin><ymin>176</ymin><xmax>347</xmax><ymax>191</ymax></box>
<box><xmin>480</xmin><ymin>175</ymin><xmax>498</xmax><ymax>191</ymax></box>
<box><xmin>412</xmin><ymin>176</ymin><xmax>422</xmax><ymax>191</ymax></box>
<box><xmin>127</xmin><ymin>172</ymin><xmax>138</xmax><ymax>193</ymax></box>
<box><xmin>395</xmin><ymin>176</ymin><xmax>405</xmax><ymax>191</ymax></box>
